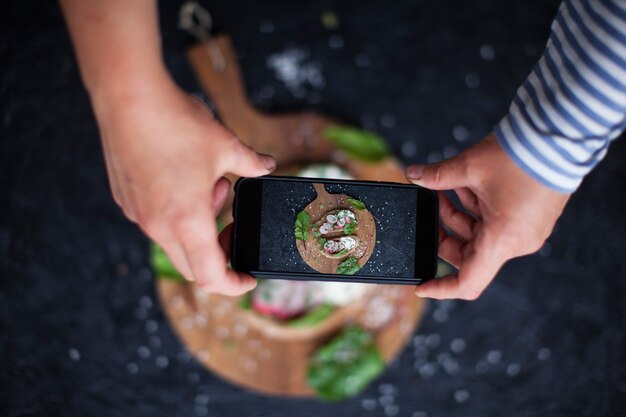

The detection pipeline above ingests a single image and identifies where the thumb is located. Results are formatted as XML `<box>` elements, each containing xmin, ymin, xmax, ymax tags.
<box><xmin>223</xmin><ymin>142</ymin><xmax>276</xmax><ymax>178</ymax></box>
<box><xmin>406</xmin><ymin>156</ymin><xmax>468</xmax><ymax>190</ymax></box>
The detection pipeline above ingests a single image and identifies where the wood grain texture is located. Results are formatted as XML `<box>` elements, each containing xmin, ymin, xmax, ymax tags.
<box><xmin>156</xmin><ymin>35</ymin><xmax>426</xmax><ymax>397</ymax></box>
<box><xmin>295</xmin><ymin>183</ymin><xmax>376</xmax><ymax>274</ymax></box>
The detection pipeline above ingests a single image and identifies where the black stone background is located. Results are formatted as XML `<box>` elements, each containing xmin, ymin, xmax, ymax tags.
<box><xmin>259</xmin><ymin>181</ymin><xmax>417</xmax><ymax>277</ymax></box>
<box><xmin>2</xmin><ymin>0</ymin><xmax>625</xmax><ymax>416</ymax></box>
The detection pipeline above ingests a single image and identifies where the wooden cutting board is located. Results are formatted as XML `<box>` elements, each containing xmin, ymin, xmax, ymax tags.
<box><xmin>156</xmin><ymin>34</ymin><xmax>426</xmax><ymax>397</ymax></box>
<box><xmin>296</xmin><ymin>182</ymin><xmax>376</xmax><ymax>274</ymax></box>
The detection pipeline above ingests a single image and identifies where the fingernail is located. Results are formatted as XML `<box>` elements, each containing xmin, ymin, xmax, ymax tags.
<box><xmin>406</xmin><ymin>165</ymin><xmax>423</xmax><ymax>180</ymax></box>
<box><xmin>415</xmin><ymin>288</ymin><xmax>424</xmax><ymax>298</ymax></box>
<box><xmin>261</xmin><ymin>154</ymin><xmax>276</xmax><ymax>171</ymax></box>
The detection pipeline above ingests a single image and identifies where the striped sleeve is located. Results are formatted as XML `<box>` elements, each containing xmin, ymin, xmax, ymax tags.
<box><xmin>495</xmin><ymin>0</ymin><xmax>626</xmax><ymax>193</ymax></box>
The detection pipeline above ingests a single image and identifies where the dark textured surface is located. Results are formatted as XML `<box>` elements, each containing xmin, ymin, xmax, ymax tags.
<box><xmin>2</xmin><ymin>0</ymin><xmax>626</xmax><ymax>416</ymax></box>
<box><xmin>259</xmin><ymin>181</ymin><xmax>417</xmax><ymax>277</ymax></box>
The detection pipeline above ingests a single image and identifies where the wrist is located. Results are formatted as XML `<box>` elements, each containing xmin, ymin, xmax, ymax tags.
<box><xmin>89</xmin><ymin>64</ymin><xmax>176</xmax><ymax>115</ymax></box>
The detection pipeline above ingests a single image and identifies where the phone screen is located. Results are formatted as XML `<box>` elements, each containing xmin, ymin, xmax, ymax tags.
<box><xmin>256</xmin><ymin>179</ymin><xmax>423</xmax><ymax>279</ymax></box>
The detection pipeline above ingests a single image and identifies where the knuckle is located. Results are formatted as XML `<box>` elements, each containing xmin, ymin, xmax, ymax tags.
<box><xmin>460</xmin><ymin>287</ymin><xmax>482</xmax><ymax>301</ymax></box>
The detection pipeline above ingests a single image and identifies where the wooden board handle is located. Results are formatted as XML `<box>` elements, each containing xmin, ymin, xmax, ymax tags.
<box><xmin>313</xmin><ymin>183</ymin><xmax>329</xmax><ymax>199</ymax></box>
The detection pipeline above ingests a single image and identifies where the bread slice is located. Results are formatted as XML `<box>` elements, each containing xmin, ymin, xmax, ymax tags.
<box><xmin>318</xmin><ymin>236</ymin><xmax>360</xmax><ymax>260</ymax></box>
<box><xmin>312</xmin><ymin>209</ymin><xmax>358</xmax><ymax>239</ymax></box>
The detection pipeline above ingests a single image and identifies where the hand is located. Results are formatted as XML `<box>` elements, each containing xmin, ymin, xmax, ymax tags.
<box><xmin>94</xmin><ymin>81</ymin><xmax>275</xmax><ymax>295</ymax></box>
<box><xmin>406</xmin><ymin>133</ymin><xmax>570</xmax><ymax>300</ymax></box>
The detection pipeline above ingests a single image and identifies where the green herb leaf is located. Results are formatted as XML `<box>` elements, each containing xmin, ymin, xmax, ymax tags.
<box><xmin>336</xmin><ymin>256</ymin><xmax>360</xmax><ymax>275</ymax></box>
<box><xmin>312</xmin><ymin>225</ymin><xmax>321</xmax><ymax>239</ymax></box>
<box><xmin>347</xmin><ymin>198</ymin><xmax>366</xmax><ymax>210</ymax></box>
<box><xmin>288</xmin><ymin>304</ymin><xmax>335</xmax><ymax>328</ymax></box>
<box><xmin>295</xmin><ymin>210</ymin><xmax>311</xmax><ymax>242</ymax></box>
<box><xmin>150</xmin><ymin>242</ymin><xmax>186</xmax><ymax>282</ymax></box>
<box><xmin>239</xmin><ymin>292</ymin><xmax>252</xmax><ymax>310</ymax></box>
<box><xmin>318</xmin><ymin>237</ymin><xmax>327</xmax><ymax>251</ymax></box>
<box><xmin>323</xmin><ymin>126</ymin><xmax>390</xmax><ymax>162</ymax></box>
<box><xmin>335</xmin><ymin>249</ymin><xmax>348</xmax><ymax>257</ymax></box>
<box><xmin>307</xmin><ymin>325</ymin><xmax>384</xmax><ymax>401</ymax></box>
<box><xmin>343</xmin><ymin>222</ymin><xmax>357</xmax><ymax>235</ymax></box>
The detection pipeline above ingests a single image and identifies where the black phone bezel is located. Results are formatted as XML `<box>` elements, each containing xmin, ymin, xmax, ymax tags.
<box><xmin>231</xmin><ymin>175</ymin><xmax>438</xmax><ymax>285</ymax></box>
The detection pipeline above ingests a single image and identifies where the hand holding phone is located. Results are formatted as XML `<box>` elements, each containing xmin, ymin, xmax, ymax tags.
<box><xmin>231</xmin><ymin>176</ymin><xmax>438</xmax><ymax>285</ymax></box>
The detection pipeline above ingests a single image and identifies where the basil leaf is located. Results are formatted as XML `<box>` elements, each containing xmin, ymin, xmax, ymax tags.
<box><xmin>343</xmin><ymin>222</ymin><xmax>356</xmax><ymax>235</ymax></box>
<box><xmin>318</xmin><ymin>237</ymin><xmax>327</xmax><ymax>251</ymax></box>
<box><xmin>335</xmin><ymin>249</ymin><xmax>348</xmax><ymax>257</ymax></box>
<box><xmin>347</xmin><ymin>198</ymin><xmax>366</xmax><ymax>210</ymax></box>
<box><xmin>295</xmin><ymin>210</ymin><xmax>311</xmax><ymax>242</ymax></box>
<box><xmin>151</xmin><ymin>242</ymin><xmax>186</xmax><ymax>283</ymax></box>
<box><xmin>323</xmin><ymin>126</ymin><xmax>390</xmax><ymax>162</ymax></box>
<box><xmin>288</xmin><ymin>304</ymin><xmax>335</xmax><ymax>328</ymax></box>
<box><xmin>307</xmin><ymin>325</ymin><xmax>384</xmax><ymax>401</ymax></box>
<box><xmin>337</xmin><ymin>257</ymin><xmax>360</xmax><ymax>275</ymax></box>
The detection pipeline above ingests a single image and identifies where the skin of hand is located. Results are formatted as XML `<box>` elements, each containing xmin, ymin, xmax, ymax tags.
<box><xmin>406</xmin><ymin>133</ymin><xmax>571</xmax><ymax>300</ymax></box>
<box><xmin>59</xmin><ymin>0</ymin><xmax>274</xmax><ymax>295</ymax></box>
<box><xmin>95</xmin><ymin>83</ymin><xmax>275</xmax><ymax>296</ymax></box>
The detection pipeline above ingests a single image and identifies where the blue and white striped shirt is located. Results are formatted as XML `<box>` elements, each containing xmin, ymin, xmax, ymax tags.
<box><xmin>495</xmin><ymin>0</ymin><xmax>626</xmax><ymax>193</ymax></box>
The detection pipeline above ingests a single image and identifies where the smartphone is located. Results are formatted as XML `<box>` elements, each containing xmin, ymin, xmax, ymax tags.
<box><xmin>231</xmin><ymin>176</ymin><xmax>438</xmax><ymax>285</ymax></box>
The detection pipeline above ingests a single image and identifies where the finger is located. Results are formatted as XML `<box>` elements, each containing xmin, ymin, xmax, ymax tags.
<box><xmin>218</xmin><ymin>223</ymin><xmax>234</xmax><ymax>260</ymax></box>
<box><xmin>437</xmin><ymin>225</ymin><xmax>464</xmax><ymax>268</ymax></box>
<box><xmin>221</xmin><ymin>140</ymin><xmax>276</xmax><ymax>178</ymax></box>
<box><xmin>455</xmin><ymin>187</ymin><xmax>481</xmax><ymax>219</ymax></box>
<box><xmin>212</xmin><ymin>176</ymin><xmax>232</xmax><ymax>214</ymax></box>
<box><xmin>177</xmin><ymin>209</ymin><xmax>255</xmax><ymax>295</ymax></box>
<box><xmin>417</xmin><ymin>231</ymin><xmax>504</xmax><ymax>300</ymax></box>
<box><xmin>406</xmin><ymin>155</ymin><xmax>469</xmax><ymax>190</ymax></box>
<box><xmin>438</xmin><ymin>191</ymin><xmax>476</xmax><ymax>241</ymax></box>
<box><xmin>158</xmin><ymin>240</ymin><xmax>195</xmax><ymax>282</ymax></box>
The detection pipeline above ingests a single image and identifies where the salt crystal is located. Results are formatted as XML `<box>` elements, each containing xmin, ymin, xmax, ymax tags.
<box><xmin>433</xmin><ymin>308</ymin><xmax>448</xmax><ymax>323</ymax></box>
<box><xmin>464</xmin><ymin>73</ymin><xmax>480</xmax><ymax>89</ymax></box>
<box><xmin>479</xmin><ymin>44</ymin><xmax>495</xmax><ymax>61</ymax></box>
<box><xmin>145</xmin><ymin>319</ymin><xmax>158</xmax><ymax>333</ymax></box>
<box><xmin>506</xmin><ymin>362</ymin><xmax>521</xmax><ymax>377</ymax></box>
<box><xmin>538</xmin><ymin>347</ymin><xmax>551</xmax><ymax>361</ymax></box>
<box><xmin>155</xmin><ymin>355</ymin><xmax>169</xmax><ymax>369</ymax></box>
<box><xmin>195</xmin><ymin>394</ymin><xmax>210</xmax><ymax>405</ymax></box>
<box><xmin>137</xmin><ymin>345</ymin><xmax>151</xmax><ymax>359</ymax></box>
<box><xmin>195</xmin><ymin>405</ymin><xmax>208</xmax><ymax>416</ymax></box>
<box><xmin>425</xmin><ymin>334</ymin><xmax>441</xmax><ymax>349</ymax></box>
<box><xmin>149</xmin><ymin>335</ymin><xmax>162</xmax><ymax>349</ymax></box>
<box><xmin>355</xmin><ymin>53</ymin><xmax>371</xmax><ymax>68</ymax></box>
<box><xmin>362</xmin><ymin>398</ymin><xmax>377</xmax><ymax>411</ymax></box>
<box><xmin>379</xmin><ymin>383</ymin><xmax>397</xmax><ymax>396</ymax></box>
<box><xmin>454</xmin><ymin>389</ymin><xmax>470</xmax><ymax>403</ymax></box>
<box><xmin>419</xmin><ymin>362</ymin><xmax>437</xmax><ymax>378</ymax></box>
<box><xmin>486</xmin><ymin>350</ymin><xmax>502</xmax><ymax>365</ymax></box>
<box><xmin>379</xmin><ymin>394</ymin><xmax>395</xmax><ymax>406</ymax></box>
<box><xmin>384</xmin><ymin>405</ymin><xmax>399</xmax><ymax>416</ymax></box>
<box><xmin>329</xmin><ymin>35</ymin><xmax>344</xmax><ymax>49</ymax></box>
<box><xmin>259</xmin><ymin>20</ymin><xmax>274</xmax><ymax>34</ymax></box>
<box><xmin>475</xmin><ymin>361</ymin><xmax>489</xmax><ymax>373</ymax></box>
<box><xmin>452</xmin><ymin>125</ymin><xmax>470</xmax><ymax>142</ymax></box>
<box><xmin>126</xmin><ymin>362</ymin><xmax>139</xmax><ymax>374</ymax></box>
<box><xmin>450</xmin><ymin>338</ymin><xmax>466</xmax><ymax>353</ymax></box>
<box><xmin>139</xmin><ymin>295</ymin><xmax>153</xmax><ymax>309</ymax></box>
<box><xmin>187</xmin><ymin>372</ymin><xmax>200</xmax><ymax>384</ymax></box>
<box><xmin>68</xmin><ymin>348</ymin><xmax>81</xmax><ymax>361</ymax></box>
<box><xmin>401</xmin><ymin>141</ymin><xmax>417</xmax><ymax>158</ymax></box>
<box><xmin>380</xmin><ymin>113</ymin><xmax>397</xmax><ymax>129</ymax></box>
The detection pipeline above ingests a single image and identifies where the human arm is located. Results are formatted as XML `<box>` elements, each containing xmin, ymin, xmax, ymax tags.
<box><xmin>59</xmin><ymin>0</ymin><xmax>275</xmax><ymax>295</ymax></box>
<box><xmin>406</xmin><ymin>0</ymin><xmax>626</xmax><ymax>299</ymax></box>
